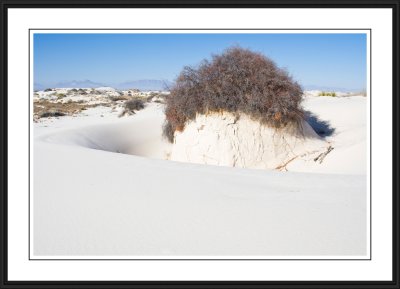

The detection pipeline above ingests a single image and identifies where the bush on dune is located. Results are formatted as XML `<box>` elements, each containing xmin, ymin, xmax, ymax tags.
<box><xmin>119</xmin><ymin>98</ymin><xmax>145</xmax><ymax>117</ymax></box>
<box><xmin>126</xmin><ymin>98</ymin><xmax>145</xmax><ymax>111</ymax></box>
<box><xmin>163</xmin><ymin>46</ymin><xmax>304</xmax><ymax>142</ymax></box>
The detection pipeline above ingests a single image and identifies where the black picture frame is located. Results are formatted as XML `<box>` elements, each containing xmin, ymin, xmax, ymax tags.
<box><xmin>0</xmin><ymin>0</ymin><xmax>399</xmax><ymax>288</ymax></box>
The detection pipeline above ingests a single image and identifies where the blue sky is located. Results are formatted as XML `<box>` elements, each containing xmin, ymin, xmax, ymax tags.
<box><xmin>34</xmin><ymin>33</ymin><xmax>367</xmax><ymax>91</ymax></box>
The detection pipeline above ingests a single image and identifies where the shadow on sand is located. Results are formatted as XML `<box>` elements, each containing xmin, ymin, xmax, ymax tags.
<box><xmin>305</xmin><ymin>110</ymin><xmax>335</xmax><ymax>137</ymax></box>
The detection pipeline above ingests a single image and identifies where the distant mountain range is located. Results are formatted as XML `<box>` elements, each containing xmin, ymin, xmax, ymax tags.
<box><xmin>55</xmin><ymin>80</ymin><xmax>106</xmax><ymax>89</ymax></box>
<box><xmin>116</xmin><ymin>79</ymin><xmax>173</xmax><ymax>90</ymax></box>
<box><xmin>34</xmin><ymin>80</ymin><xmax>362</xmax><ymax>93</ymax></box>
<box><xmin>34</xmin><ymin>79</ymin><xmax>173</xmax><ymax>91</ymax></box>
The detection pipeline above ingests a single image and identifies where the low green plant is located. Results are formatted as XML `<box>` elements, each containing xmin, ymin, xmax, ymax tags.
<box><xmin>318</xmin><ymin>91</ymin><xmax>336</xmax><ymax>97</ymax></box>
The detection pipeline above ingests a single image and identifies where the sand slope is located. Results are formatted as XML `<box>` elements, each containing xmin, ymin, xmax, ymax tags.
<box><xmin>33</xmin><ymin>96</ymin><xmax>368</xmax><ymax>257</ymax></box>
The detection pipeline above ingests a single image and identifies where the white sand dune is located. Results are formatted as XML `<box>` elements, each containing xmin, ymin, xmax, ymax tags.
<box><xmin>36</xmin><ymin>104</ymin><xmax>171</xmax><ymax>159</ymax></box>
<box><xmin>33</xmin><ymin>96</ymin><xmax>368</xmax><ymax>257</ymax></box>
<box><xmin>170</xmin><ymin>112</ymin><xmax>329</xmax><ymax>170</ymax></box>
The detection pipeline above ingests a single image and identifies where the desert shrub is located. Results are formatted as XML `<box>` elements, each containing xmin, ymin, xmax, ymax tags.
<box><xmin>318</xmin><ymin>91</ymin><xmax>336</xmax><ymax>97</ymax></box>
<box><xmin>40</xmin><ymin>110</ymin><xmax>66</xmax><ymax>118</ymax></box>
<box><xmin>126</xmin><ymin>98</ymin><xmax>145</xmax><ymax>111</ymax></box>
<box><xmin>163</xmin><ymin>46</ymin><xmax>304</xmax><ymax>142</ymax></box>
<box><xmin>44</xmin><ymin>88</ymin><xmax>53</xmax><ymax>92</ymax></box>
<box><xmin>119</xmin><ymin>98</ymin><xmax>145</xmax><ymax>117</ymax></box>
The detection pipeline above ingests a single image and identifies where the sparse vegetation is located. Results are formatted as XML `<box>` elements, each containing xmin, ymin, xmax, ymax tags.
<box><xmin>318</xmin><ymin>91</ymin><xmax>336</xmax><ymax>97</ymax></box>
<box><xmin>110</xmin><ymin>95</ymin><xmax>130</xmax><ymax>102</ymax></box>
<box><xmin>34</xmin><ymin>87</ymin><xmax>170</xmax><ymax>122</ymax></box>
<box><xmin>34</xmin><ymin>99</ymin><xmax>99</xmax><ymax>119</ymax></box>
<box><xmin>163</xmin><ymin>46</ymin><xmax>304</xmax><ymax>142</ymax></box>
